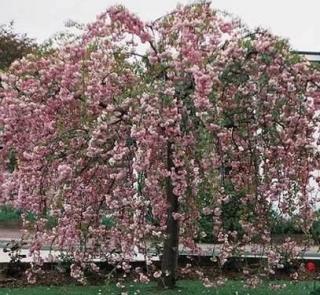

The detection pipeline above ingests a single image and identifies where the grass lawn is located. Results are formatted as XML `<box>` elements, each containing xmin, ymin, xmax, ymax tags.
<box><xmin>0</xmin><ymin>280</ymin><xmax>318</xmax><ymax>295</ymax></box>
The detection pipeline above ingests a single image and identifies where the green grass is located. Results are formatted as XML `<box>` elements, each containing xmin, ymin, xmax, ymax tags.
<box><xmin>0</xmin><ymin>280</ymin><xmax>318</xmax><ymax>295</ymax></box>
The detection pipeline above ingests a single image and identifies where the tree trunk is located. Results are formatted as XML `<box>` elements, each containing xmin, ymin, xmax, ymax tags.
<box><xmin>158</xmin><ymin>141</ymin><xmax>179</xmax><ymax>289</ymax></box>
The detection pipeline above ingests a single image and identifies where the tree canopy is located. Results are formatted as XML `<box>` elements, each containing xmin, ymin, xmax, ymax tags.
<box><xmin>0</xmin><ymin>3</ymin><xmax>320</xmax><ymax>287</ymax></box>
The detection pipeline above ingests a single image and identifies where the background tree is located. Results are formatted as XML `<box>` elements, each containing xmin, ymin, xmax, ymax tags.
<box><xmin>0</xmin><ymin>22</ymin><xmax>36</xmax><ymax>71</ymax></box>
<box><xmin>0</xmin><ymin>3</ymin><xmax>320</xmax><ymax>289</ymax></box>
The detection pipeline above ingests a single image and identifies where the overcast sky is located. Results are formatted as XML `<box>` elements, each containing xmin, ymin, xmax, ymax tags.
<box><xmin>1</xmin><ymin>0</ymin><xmax>319</xmax><ymax>51</ymax></box>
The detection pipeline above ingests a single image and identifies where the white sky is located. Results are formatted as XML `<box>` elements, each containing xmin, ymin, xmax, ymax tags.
<box><xmin>0</xmin><ymin>0</ymin><xmax>319</xmax><ymax>51</ymax></box>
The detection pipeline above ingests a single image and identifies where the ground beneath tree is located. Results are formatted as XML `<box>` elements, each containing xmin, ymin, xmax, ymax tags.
<box><xmin>0</xmin><ymin>264</ymin><xmax>318</xmax><ymax>289</ymax></box>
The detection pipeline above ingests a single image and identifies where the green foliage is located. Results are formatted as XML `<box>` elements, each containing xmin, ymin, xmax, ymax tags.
<box><xmin>221</xmin><ymin>195</ymin><xmax>243</xmax><ymax>233</ymax></box>
<box><xmin>310</xmin><ymin>211</ymin><xmax>320</xmax><ymax>243</ymax></box>
<box><xmin>0</xmin><ymin>206</ymin><xmax>59</xmax><ymax>229</ymax></box>
<box><xmin>220</xmin><ymin>61</ymin><xmax>249</xmax><ymax>85</ymax></box>
<box><xmin>241</xmin><ymin>39</ymin><xmax>253</xmax><ymax>51</ymax></box>
<box><xmin>197</xmin><ymin>183</ymin><xmax>245</xmax><ymax>243</ymax></box>
<box><xmin>101</xmin><ymin>216</ymin><xmax>115</xmax><ymax>229</ymax></box>
<box><xmin>0</xmin><ymin>22</ymin><xmax>36</xmax><ymax>70</ymax></box>
<box><xmin>197</xmin><ymin>198</ymin><xmax>320</xmax><ymax>243</ymax></box>
<box><xmin>260</xmin><ymin>53</ymin><xmax>272</xmax><ymax>65</ymax></box>
<box><xmin>198</xmin><ymin>215</ymin><xmax>213</xmax><ymax>243</ymax></box>
<box><xmin>7</xmin><ymin>150</ymin><xmax>17</xmax><ymax>173</ymax></box>
<box><xmin>0</xmin><ymin>205</ymin><xmax>20</xmax><ymax>223</ymax></box>
<box><xmin>270</xmin><ymin>212</ymin><xmax>302</xmax><ymax>235</ymax></box>
<box><xmin>286</xmin><ymin>52</ymin><xmax>303</xmax><ymax>65</ymax></box>
<box><xmin>269</xmin><ymin>209</ymin><xmax>320</xmax><ymax>243</ymax></box>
